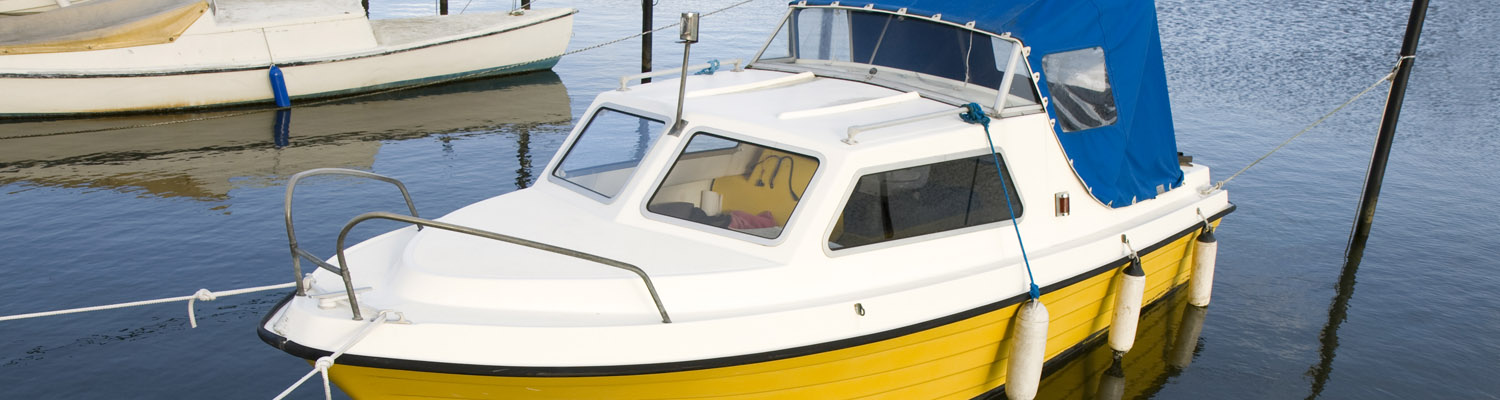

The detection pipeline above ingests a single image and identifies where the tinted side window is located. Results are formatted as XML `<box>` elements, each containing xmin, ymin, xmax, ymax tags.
<box><xmin>829</xmin><ymin>154</ymin><xmax>1021</xmax><ymax>249</ymax></box>
<box><xmin>1041</xmin><ymin>47</ymin><xmax>1118</xmax><ymax>132</ymax></box>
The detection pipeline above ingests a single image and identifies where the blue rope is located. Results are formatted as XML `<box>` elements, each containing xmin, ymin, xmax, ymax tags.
<box><xmin>694</xmin><ymin>59</ymin><xmax>721</xmax><ymax>75</ymax></box>
<box><xmin>962</xmin><ymin>103</ymin><xmax>1041</xmax><ymax>300</ymax></box>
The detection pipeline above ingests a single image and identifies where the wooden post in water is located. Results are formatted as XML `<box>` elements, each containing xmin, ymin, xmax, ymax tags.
<box><xmin>1348</xmin><ymin>0</ymin><xmax>1429</xmax><ymax>255</ymax></box>
<box><xmin>641</xmin><ymin>0</ymin><xmax>653</xmax><ymax>84</ymax></box>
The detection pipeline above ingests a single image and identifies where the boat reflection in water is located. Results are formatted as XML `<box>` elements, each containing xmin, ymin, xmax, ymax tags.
<box><xmin>0</xmin><ymin>71</ymin><xmax>570</xmax><ymax>200</ymax></box>
<box><xmin>996</xmin><ymin>289</ymin><xmax>1209</xmax><ymax>400</ymax></box>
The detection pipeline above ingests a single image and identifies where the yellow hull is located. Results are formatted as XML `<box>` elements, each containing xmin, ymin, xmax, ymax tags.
<box><xmin>312</xmin><ymin>223</ymin><xmax>1218</xmax><ymax>399</ymax></box>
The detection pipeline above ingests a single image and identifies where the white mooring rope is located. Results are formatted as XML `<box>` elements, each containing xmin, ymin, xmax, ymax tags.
<box><xmin>0</xmin><ymin>282</ymin><xmax>296</xmax><ymax>327</ymax></box>
<box><xmin>273</xmin><ymin>310</ymin><xmax>394</xmax><ymax>400</ymax></box>
<box><xmin>1208</xmin><ymin>56</ymin><xmax>1415</xmax><ymax>193</ymax></box>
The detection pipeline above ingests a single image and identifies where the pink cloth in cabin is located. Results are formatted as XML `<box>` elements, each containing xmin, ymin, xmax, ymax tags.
<box><xmin>729</xmin><ymin>210</ymin><xmax>776</xmax><ymax>229</ymax></box>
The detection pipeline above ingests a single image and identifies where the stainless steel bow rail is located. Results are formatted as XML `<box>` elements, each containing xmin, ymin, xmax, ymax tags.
<box><xmin>284</xmin><ymin>168</ymin><xmax>423</xmax><ymax>297</ymax></box>
<box><xmin>283</xmin><ymin>168</ymin><xmax>672</xmax><ymax>323</ymax></box>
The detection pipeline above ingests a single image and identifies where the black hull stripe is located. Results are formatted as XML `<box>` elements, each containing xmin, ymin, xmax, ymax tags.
<box><xmin>0</xmin><ymin>10</ymin><xmax>575</xmax><ymax>79</ymax></box>
<box><xmin>260</xmin><ymin>204</ymin><xmax>1236</xmax><ymax>377</ymax></box>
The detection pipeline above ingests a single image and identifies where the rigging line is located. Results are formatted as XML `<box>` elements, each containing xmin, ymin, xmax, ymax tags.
<box><xmin>1208</xmin><ymin>66</ymin><xmax>1400</xmax><ymax>193</ymax></box>
<box><xmin>0</xmin><ymin>282</ymin><xmax>296</xmax><ymax>324</ymax></box>
<box><xmin>273</xmin><ymin>310</ymin><xmax>395</xmax><ymax>400</ymax></box>
<box><xmin>961</xmin><ymin>103</ymin><xmax>1040</xmax><ymax>300</ymax></box>
<box><xmin>0</xmin><ymin>0</ymin><xmax>758</xmax><ymax>142</ymax></box>
<box><xmin>866</xmin><ymin>12</ymin><xmax>895</xmax><ymax>64</ymax></box>
<box><xmin>458</xmin><ymin>0</ymin><xmax>478</xmax><ymax>14</ymax></box>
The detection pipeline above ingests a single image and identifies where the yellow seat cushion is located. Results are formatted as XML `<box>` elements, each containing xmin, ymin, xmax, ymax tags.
<box><xmin>710</xmin><ymin>149</ymin><xmax>816</xmax><ymax>227</ymax></box>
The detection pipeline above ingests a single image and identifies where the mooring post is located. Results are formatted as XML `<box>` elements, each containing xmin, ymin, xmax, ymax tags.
<box><xmin>641</xmin><ymin>0</ymin><xmax>653</xmax><ymax>84</ymax></box>
<box><xmin>1348</xmin><ymin>0</ymin><xmax>1428</xmax><ymax>254</ymax></box>
<box><xmin>438</xmin><ymin>0</ymin><xmax>447</xmax><ymax>15</ymax></box>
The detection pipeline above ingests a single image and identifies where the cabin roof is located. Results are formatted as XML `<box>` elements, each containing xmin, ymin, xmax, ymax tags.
<box><xmin>601</xmin><ymin>69</ymin><xmax>984</xmax><ymax>159</ymax></box>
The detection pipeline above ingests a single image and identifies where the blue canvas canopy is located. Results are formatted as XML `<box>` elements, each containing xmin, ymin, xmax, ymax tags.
<box><xmin>797</xmin><ymin>0</ymin><xmax>1184</xmax><ymax>207</ymax></box>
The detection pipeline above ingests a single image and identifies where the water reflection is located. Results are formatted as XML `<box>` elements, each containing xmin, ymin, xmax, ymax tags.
<box><xmin>0</xmin><ymin>71</ymin><xmax>571</xmax><ymax>200</ymax></box>
<box><xmin>992</xmin><ymin>290</ymin><xmax>1210</xmax><ymax>400</ymax></box>
<box><xmin>1304</xmin><ymin>235</ymin><xmax>1368</xmax><ymax>399</ymax></box>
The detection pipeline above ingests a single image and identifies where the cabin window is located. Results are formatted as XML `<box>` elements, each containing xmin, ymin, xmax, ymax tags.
<box><xmin>828</xmin><ymin>154</ymin><xmax>1022</xmax><ymax>250</ymax></box>
<box><xmin>552</xmin><ymin>108</ymin><xmax>664</xmax><ymax>198</ymax></box>
<box><xmin>1041</xmin><ymin>47</ymin><xmax>1119</xmax><ymax>132</ymax></box>
<box><xmin>647</xmin><ymin>133</ymin><xmax>818</xmax><ymax>239</ymax></box>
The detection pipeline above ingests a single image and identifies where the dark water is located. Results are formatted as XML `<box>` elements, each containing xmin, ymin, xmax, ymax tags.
<box><xmin>1</xmin><ymin>0</ymin><xmax>1496</xmax><ymax>398</ymax></box>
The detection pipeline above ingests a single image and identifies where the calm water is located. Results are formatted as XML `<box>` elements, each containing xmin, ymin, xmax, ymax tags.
<box><xmin>1</xmin><ymin>0</ymin><xmax>1496</xmax><ymax>398</ymax></box>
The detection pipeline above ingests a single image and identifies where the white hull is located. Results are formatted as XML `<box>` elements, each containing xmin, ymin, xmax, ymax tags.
<box><xmin>0</xmin><ymin>1</ymin><xmax>574</xmax><ymax>117</ymax></box>
<box><xmin>0</xmin><ymin>0</ymin><xmax>81</xmax><ymax>15</ymax></box>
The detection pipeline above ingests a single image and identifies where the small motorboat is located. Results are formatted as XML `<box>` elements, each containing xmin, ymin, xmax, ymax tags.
<box><xmin>0</xmin><ymin>0</ymin><xmax>573</xmax><ymax>117</ymax></box>
<box><xmin>260</xmin><ymin>0</ymin><xmax>1233</xmax><ymax>398</ymax></box>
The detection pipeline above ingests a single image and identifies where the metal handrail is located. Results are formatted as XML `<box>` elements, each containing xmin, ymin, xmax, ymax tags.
<box><xmin>843</xmin><ymin>106</ymin><xmax>969</xmax><ymax>145</ymax></box>
<box><xmin>284</xmin><ymin>168</ymin><xmax>421</xmax><ymax>296</ymax></box>
<box><xmin>334</xmin><ymin>212</ymin><xmax>672</xmax><ymax>324</ymax></box>
<box><xmin>618</xmin><ymin>59</ymin><xmax>743</xmax><ymax>90</ymax></box>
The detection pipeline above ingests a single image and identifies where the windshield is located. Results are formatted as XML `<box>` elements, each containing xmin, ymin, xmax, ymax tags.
<box><xmin>756</xmin><ymin>7</ymin><xmax>1040</xmax><ymax>109</ymax></box>
<box><xmin>647</xmin><ymin>133</ymin><xmax>818</xmax><ymax>239</ymax></box>
<box><xmin>552</xmin><ymin>108</ymin><xmax>664</xmax><ymax>198</ymax></box>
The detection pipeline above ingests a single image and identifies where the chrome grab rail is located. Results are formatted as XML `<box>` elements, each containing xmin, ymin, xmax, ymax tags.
<box><xmin>843</xmin><ymin>106</ymin><xmax>971</xmax><ymax>145</ymax></box>
<box><xmin>334</xmin><ymin>212</ymin><xmax>672</xmax><ymax>324</ymax></box>
<box><xmin>284</xmin><ymin>168</ymin><xmax>421</xmax><ymax>296</ymax></box>
<box><xmin>618</xmin><ymin>58</ymin><xmax>743</xmax><ymax>91</ymax></box>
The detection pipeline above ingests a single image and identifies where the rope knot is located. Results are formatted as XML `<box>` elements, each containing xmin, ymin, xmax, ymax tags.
<box><xmin>959</xmin><ymin>102</ymin><xmax>990</xmax><ymax>126</ymax></box>
<box><xmin>314</xmin><ymin>356</ymin><xmax>335</xmax><ymax>371</ymax></box>
<box><xmin>187</xmin><ymin>288</ymin><xmax>218</xmax><ymax>329</ymax></box>
<box><xmin>694</xmin><ymin>59</ymin><xmax>721</xmax><ymax>75</ymax></box>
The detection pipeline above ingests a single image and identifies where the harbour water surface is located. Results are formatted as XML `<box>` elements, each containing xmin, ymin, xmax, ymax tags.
<box><xmin>1</xmin><ymin>0</ymin><xmax>1497</xmax><ymax>398</ymax></box>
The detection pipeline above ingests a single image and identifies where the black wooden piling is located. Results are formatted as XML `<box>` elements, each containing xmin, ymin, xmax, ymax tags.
<box><xmin>642</xmin><ymin>0</ymin><xmax>654</xmax><ymax>84</ymax></box>
<box><xmin>1348</xmin><ymin>0</ymin><xmax>1429</xmax><ymax>254</ymax></box>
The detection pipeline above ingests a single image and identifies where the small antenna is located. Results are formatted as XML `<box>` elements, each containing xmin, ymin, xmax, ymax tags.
<box><xmin>668</xmin><ymin>12</ymin><xmax>700</xmax><ymax>136</ymax></box>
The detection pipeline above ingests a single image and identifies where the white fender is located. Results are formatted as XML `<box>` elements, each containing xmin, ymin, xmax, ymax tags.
<box><xmin>1109</xmin><ymin>258</ymin><xmax>1146</xmax><ymax>353</ymax></box>
<box><xmin>1006</xmin><ymin>300</ymin><xmax>1049</xmax><ymax>400</ymax></box>
<box><xmin>1190</xmin><ymin>229</ymin><xmax>1218</xmax><ymax>307</ymax></box>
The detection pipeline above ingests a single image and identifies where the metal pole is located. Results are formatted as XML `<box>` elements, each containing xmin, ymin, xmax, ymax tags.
<box><xmin>1348</xmin><ymin>0</ymin><xmax>1428</xmax><ymax>254</ymax></box>
<box><xmin>641</xmin><ymin>0</ymin><xmax>653</xmax><ymax>83</ymax></box>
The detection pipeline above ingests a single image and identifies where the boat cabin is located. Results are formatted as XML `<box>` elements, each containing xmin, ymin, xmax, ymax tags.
<box><xmin>537</xmin><ymin>0</ymin><xmax>1183</xmax><ymax>262</ymax></box>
